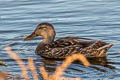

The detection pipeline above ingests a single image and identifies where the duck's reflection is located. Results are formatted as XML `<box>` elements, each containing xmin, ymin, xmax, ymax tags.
<box><xmin>87</xmin><ymin>57</ymin><xmax>116</xmax><ymax>72</ymax></box>
<box><xmin>36</xmin><ymin>57</ymin><xmax>116</xmax><ymax>74</ymax></box>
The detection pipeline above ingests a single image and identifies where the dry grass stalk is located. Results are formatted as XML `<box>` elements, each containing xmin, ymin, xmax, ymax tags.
<box><xmin>5</xmin><ymin>46</ymin><xmax>29</xmax><ymax>80</ymax></box>
<box><xmin>40</xmin><ymin>67</ymin><xmax>81</xmax><ymax>80</ymax></box>
<box><xmin>0</xmin><ymin>72</ymin><xmax>8</xmax><ymax>80</ymax></box>
<box><xmin>39</xmin><ymin>66</ymin><xmax>49</xmax><ymax>80</ymax></box>
<box><xmin>28</xmin><ymin>57</ymin><xmax>38</xmax><ymax>80</ymax></box>
<box><xmin>5</xmin><ymin>46</ymin><xmax>90</xmax><ymax>80</ymax></box>
<box><xmin>55</xmin><ymin>53</ymin><xmax>90</xmax><ymax>78</ymax></box>
<box><xmin>58</xmin><ymin>77</ymin><xmax>81</xmax><ymax>80</ymax></box>
<box><xmin>40</xmin><ymin>53</ymin><xmax>90</xmax><ymax>80</ymax></box>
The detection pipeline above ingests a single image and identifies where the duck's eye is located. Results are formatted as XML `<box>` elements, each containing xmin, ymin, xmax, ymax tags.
<box><xmin>38</xmin><ymin>27</ymin><xmax>42</xmax><ymax>29</ymax></box>
<box><xmin>42</xmin><ymin>27</ymin><xmax>46</xmax><ymax>29</ymax></box>
<box><xmin>38</xmin><ymin>27</ymin><xmax>46</xmax><ymax>29</ymax></box>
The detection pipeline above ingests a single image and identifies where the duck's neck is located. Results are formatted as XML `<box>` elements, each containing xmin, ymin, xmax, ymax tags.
<box><xmin>42</xmin><ymin>35</ymin><xmax>55</xmax><ymax>44</ymax></box>
<box><xmin>35</xmin><ymin>35</ymin><xmax>55</xmax><ymax>53</ymax></box>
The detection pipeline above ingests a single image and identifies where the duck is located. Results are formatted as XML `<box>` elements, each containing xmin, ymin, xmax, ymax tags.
<box><xmin>24</xmin><ymin>22</ymin><xmax>115</xmax><ymax>59</ymax></box>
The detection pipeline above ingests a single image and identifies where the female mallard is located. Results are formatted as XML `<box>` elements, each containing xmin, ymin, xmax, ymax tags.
<box><xmin>24</xmin><ymin>23</ymin><xmax>114</xmax><ymax>59</ymax></box>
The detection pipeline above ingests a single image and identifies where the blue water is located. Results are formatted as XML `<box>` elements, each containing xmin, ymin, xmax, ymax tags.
<box><xmin>0</xmin><ymin>0</ymin><xmax>120</xmax><ymax>79</ymax></box>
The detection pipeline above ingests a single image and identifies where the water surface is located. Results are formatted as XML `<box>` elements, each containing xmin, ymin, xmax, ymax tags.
<box><xmin>0</xmin><ymin>0</ymin><xmax>120</xmax><ymax>80</ymax></box>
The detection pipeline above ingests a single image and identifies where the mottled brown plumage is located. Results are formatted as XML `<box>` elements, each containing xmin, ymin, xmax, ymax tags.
<box><xmin>24</xmin><ymin>23</ymin><xmax>114</xmax><ymax>59</ymax></box>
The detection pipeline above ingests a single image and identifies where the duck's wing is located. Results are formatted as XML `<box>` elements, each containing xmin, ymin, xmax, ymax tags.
<box><xmin>39</xmin><ymin>37</ymin><xmax>102</xmax><ymax>59</ymax></box>
<box><xmin>38</xmin><ymin>37</ymin><xmax>113</xmax><ymax>59</ymax></box>
<box><xmin>41</xmin><ymin>44</ymin><xmax>82</xmax><ymax>59</ymax></box>
<box><xmin>55</xmin><ymin>37</ymin><xmax>106</xmax><ymax>48</ymax></box>
<box><xmin>39</xmin><ymin>37</ymin><xmax>87</xmax><ymax>59</ymax></box>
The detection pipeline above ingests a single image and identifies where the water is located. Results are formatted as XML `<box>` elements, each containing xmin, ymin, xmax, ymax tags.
<box><xmin>0</xmin><ymin>0</ymin><xmax>120</xmax><ymax>79</ymax></box>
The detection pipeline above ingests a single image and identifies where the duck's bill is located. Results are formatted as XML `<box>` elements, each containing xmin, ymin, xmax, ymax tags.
<box><xmin>24</xmin><ymin>32</ymin><xmax>36</xmax><ymax>41</ymax></box>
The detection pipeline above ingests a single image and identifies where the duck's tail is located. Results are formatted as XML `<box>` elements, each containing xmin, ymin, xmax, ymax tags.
<box><xmin>97</xmin><ymin>42</ymin><xmax>115</xmax><ymax>50</ymax></box>
<box><xmin>97</xmin><ymin>42</ymin><xmax>115</xmax><ymax>57</ymax></box>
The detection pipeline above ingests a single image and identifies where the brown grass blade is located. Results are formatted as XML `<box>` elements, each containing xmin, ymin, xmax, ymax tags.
<box><xmin>28</xmin><ymin>57</ymin><xmax>38</xmax><ymax>80</ymax></box>
<box><xmin>40</xmin><ymin>53</ymin><xmax>90</xmax><ymax>80</ymax></box>
<box><xmin>5</xmin><ymin>46</ymin><xmax>29</xmax><ymax>80</ymax></box>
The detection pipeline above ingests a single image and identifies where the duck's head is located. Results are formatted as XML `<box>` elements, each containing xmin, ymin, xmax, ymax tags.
<box><xmin>24</xmin><ymin>23</ymin><xmax>56</xmax><ymax>43</ymax></box>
